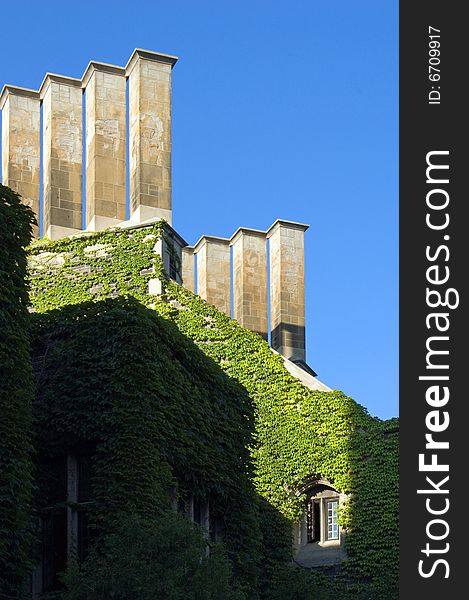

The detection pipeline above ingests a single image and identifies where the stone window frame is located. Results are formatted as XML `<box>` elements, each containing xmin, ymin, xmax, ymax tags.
<box><xmin>305</xmin><ymin>491</ymin><xmax>341</xmax><ymax>547</ymax></box>
<box><xmin>32</xmin><ymin>449</ymin><xmax>95</xmax><ymax>597</ymax></box>
<box><xmin>171</xmin><ymin>486</ymin><xmax>210</xmax><ymax>537</ymax></box>
<box><xmin>295</xmin><ymin>478</ymin><xmax>346</xmax><ymax>550</ymax></box>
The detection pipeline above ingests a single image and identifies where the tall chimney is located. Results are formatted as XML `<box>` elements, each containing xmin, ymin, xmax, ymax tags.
<box><xmin>83</xmin><ymin>62</ymin><xmax>127</xmax><ymax>231</ymax></box>
<box><xmin>0</xmin><ymin>86</ymin><xmax>41</xmax><ymax>237</ymax></box>
<box><xmin>194</xmin><ymin>236</ymin><xmax>231</xmax><ymax>315</ymax></box>
<box><xmin>126</xmin><ymin>49</ymin><xmax>177</xmax><ymax>226</ymax></box>
<box><xmin>267</xmin><ymin>220</ymin><xmax>309</xmax><ymax>363</ymax></box>
<box><xmin>231</xmin><ymin>228</ymin><xmax>268</xmax><ymax>339</ymax></box>
<box><xmin>40</xmin><ymin>75</ymin><xmax>83</xmax><ymax>240</ymax></box>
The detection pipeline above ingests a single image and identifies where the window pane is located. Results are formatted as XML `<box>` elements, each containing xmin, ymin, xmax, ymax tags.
<box><xmin>326</xmin><ymin>500</ymin><xmax>339</xmax><ymax>540</ymax></box>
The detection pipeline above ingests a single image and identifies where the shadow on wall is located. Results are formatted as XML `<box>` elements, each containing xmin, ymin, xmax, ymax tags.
<box><xmin>30</xmin><ymin>297</ymin><xmax>270</xmax><ymax>596</ymax></box>
<box><xmin>28</xmin><ymin>295</ymin><xmax>398</xmax><ymax>599</ymax></box>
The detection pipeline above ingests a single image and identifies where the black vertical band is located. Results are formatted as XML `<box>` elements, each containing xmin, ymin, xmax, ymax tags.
<box><xmin>400</xmin><ymin>2</ymin><xmax>465</xmax><ymax>595</ymax></box>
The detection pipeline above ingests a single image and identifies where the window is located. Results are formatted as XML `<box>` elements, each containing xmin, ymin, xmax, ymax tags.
<box><xmin>294</xmin><ymin>481</ymin><xmax>344</xmax><ymax>568</ymax></box>
<box><xmin>193</xmin><ymin>497</ymin><xmax>202</xmax><ymax>525</ymax></box>
<box><xmin>169</xmin><ymin>252</ymin><xmax>178</xmax><ymax>281</ymax></box>
<box><xmin>42</xmin><ymin>509</ymin><xmax>67</xmax><ymax>592</ymax></box>
<box><xmin>306</xmin><ymin>495</ymin><xmax>339</xmax><ymax>543</ymax></box>
<box><xmin>175</xmin><ymin>491</ymin><xmax>210</xmax><ymax>537</ymax></box>
<box><xmin>35</xmin><ymin>449</ymin><xmax>95</xmax><ymax>594</ymax></box>
<box><xmin>326</xmin><ymin>499</ymin><xmax>339</xmax><ymax>541</ymax></box>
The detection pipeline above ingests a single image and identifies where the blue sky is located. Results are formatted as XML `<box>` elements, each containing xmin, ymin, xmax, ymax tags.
<box><xmin>1</xmin><ymin>1</ymin><xmax>398</xmax><ymax>419</ymax></box>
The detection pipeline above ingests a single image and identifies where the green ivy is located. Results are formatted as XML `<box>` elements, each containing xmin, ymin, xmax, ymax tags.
<box><xmin>0</xmin><ymin>186</ymin><xmax>35</xmax><ymax>598</ymax></box>
<box><xmin>27</xmin><ymin>222</ymin><xmax>399</xmax><ymax>598</ymax></box>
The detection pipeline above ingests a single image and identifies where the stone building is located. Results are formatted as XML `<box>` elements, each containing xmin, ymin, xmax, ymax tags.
<box><xmin>1</xmin><ymin>50</ymin><xmax>398</xmax><ymax>598</ymax></box>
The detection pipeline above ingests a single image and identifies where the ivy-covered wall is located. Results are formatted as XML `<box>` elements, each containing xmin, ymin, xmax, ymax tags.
<box><xmin>0</xmin><ymin>186</ymin><xmax>35</xmax><ymax>598</ymax></box>
<box><xmin>26</xmin><ymin>221</ymin><xmax>398</xmax><ymax>598</ymax></box>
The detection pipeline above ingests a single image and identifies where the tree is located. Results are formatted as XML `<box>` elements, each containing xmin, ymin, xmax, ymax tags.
<box><xmin>63</xmin><ymin>513</ymin><xmax>247</xmax><ymax>600</ymax></box>
<box><xmin>0</xmin><ymin>186</ymin><xmax>36</xmax><ymax>596</ymax></box>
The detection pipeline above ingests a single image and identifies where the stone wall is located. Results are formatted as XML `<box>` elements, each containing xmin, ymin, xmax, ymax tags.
<box><xmin>28</xmin><ymin>221</ymin><xmax>186</xmax><ymax>310</ymax></box>
<box><xmin>1</xmin><ymin>52</ymin><xmax>311</xmax><ymax>368</ymax></box>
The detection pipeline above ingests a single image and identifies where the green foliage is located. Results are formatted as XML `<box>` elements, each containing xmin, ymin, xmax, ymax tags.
<box><xmin>28</xmin><ymin>224</ymin><xmax>399</xmax><ymax>599</ymax></box>
<box><xmin>28</xmin><ymin>221</ymin><xmax>166</xmax><ymax>313</ymax></box>
<box><xmin>31</xmin><ymin>297</ymin><xmax>261</xmax><ymax>596</ymax></box>
<box><xmin>62</xmin><ymin>513</ymin><xmax>246</xmax><ymax>600</ymax></box>
<box><xmin>164</xmin><ymin>283</ymin><xmax>399</xmax><ymax>597</ymax></box>
<box><xmin>0</xmin><ymin>186</ymin><xmax>36</xmax><ymax>597</ymax></box>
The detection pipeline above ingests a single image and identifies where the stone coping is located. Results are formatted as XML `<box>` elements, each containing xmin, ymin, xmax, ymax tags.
<box><xmin>29</xmin><ymin>218</ymin><xmax>188</xmax><ymax>251</ymax></box>
<box><xmin>193</xmin><ymin>235</ymin><xmax>230</xmax><ymax>254</ymax></box>
<box><xmin>125</xmin><ymin>48</ymin><xmax>178</xmax><ymax>76</ymax></box>
<box><xmin>39</xmin><ymin>73</ymin><xmax>82</xmax><ymax>99</ymax></box>
<box><xmin>118</xmin><ymin>217</ymin><xmax>188</xmax><ymax>248</ymax></box>
<box><xmin>81</xmin><ymin>61</ymin><xmax>126</xmax><ymax>87</ymax></box>
<box><xmin>230</xmin><ymin>227</ymin><xmax>267</xmax><ymax>246</ymax></box>
<box><xmin>1</xmin><ymin>48</ymin><xmax>178</xmax><ymax>107</ymax></box>
<box><xmin>194</xmin><ymin>220</ymin><xmax>310</xmax><ymax>251</ymax></box>
<box><xmin>266</xmin><ymin>219</ymin><xmax>310</xmax><ymax>238</ymax></box>
<box><xmin>0</xmin><ymin>85</ymin><xmax>40</xmax><ymax>109</ymax></box>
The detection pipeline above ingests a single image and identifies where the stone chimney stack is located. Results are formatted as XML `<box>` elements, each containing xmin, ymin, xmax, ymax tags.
<box><xmin>267</xmin><ymin>220</ymin><xmax>309</xmax><ymax>363</ymax></box>
<box><xmin>181</xmin><ymin>246</ymin><xmax>195</xmax><ymax>292</ymax></box>
<box><xmin>231</xmin><ymin>228</ymin><xmax>268</xmax><ymax>340</ymax></box>
<box><xmin>194</xmin><ymin>236</ymin><xmax>231</xmax><ymax>315</ymax></box>
<box><xmin>83</xmin><ymin>62</ymin><xmax>127</xmax><ymax>231</ymax></box>
<box><xmin>40</xmin><ymin>74</ymin><xmax>83</xmax><ymax>240</ymax></box>
<box><xmin>0</xmin><ymin>86</ymin><xmax>41</xmax><ymax>237</ymax></box>
<box><xmin>126</xmin><ymin>49</ymin><xmax>177</xmax><ymax>226</ymax></box>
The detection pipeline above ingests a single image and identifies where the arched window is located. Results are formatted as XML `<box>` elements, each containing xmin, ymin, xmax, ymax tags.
<box><xmin>293</xmin><ymin>480</ymin><xmax>346</xmax><ymax>567</ymax></box>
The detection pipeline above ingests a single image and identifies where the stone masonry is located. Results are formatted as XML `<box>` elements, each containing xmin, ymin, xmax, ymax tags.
<box><xmin>0</xmin><ymin>86</ymin><xmax>41</xmax><ymax>237</ymax></box>
<box><xmin>195</xmin><ymin>236</ymin><xmax>231</xmax><ymax>316</ymax></box>
<box><xmin>40</xmin><ymin>75</ymin><xmax>83</xmax><ymax>240</ymax></box>
<box><xmin>267</xmin><ymin>220</ymin><xmax>309</xmax><ymax>363</ymax></box>
<box><xmin>83</xmin><ymin>63</ymin><xmax>127</xmax><ymax>231</ymax></box>
<box><xmin>182</xmin><ymin>246</ymin><xmax>195</xmax><ymax>291</ymax></box>
<box><xmin>231</xmin><ymin>228</ymin><xmax>268</xmax><ymax>339</ymax></box>
<box><xmin>0</xmin><ymin>51</ymin><xmax>312</xmax><ymax>369</ymax></box>
<box><xmin>127</xmin><ymin>49</ymin><xmax>177</xmax><ymax>225</ymax></box>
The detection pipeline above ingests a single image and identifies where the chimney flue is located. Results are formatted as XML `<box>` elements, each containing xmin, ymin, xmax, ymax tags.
<box><xmin>194</xmin><ymin>235</ymin><xmax>231</xmax><ymax>315</ymax></box>
<box><xmin>40</xmin><ymin>74</ymin><xmax>83</xmax><ymax>240</ymax></box>
<box><xmin>231</xmin><ymin>227</ymin><xmax>268</xmax><ymax>339</ymax></box>
<box><xmin>83</xmin><ymin>62</ymin><xmax>127</xmax><ymax>231</ymax></box>
<box><xmin>267</xmin><ymin>220</ymin><xmax>309</xmax><ymax>363</ymax></box>
<box><xmin>126</xmin><ymin>49</ymin><xmax>177</xmax><ymax>226</ymax></box>
<box><xmin>0</xmin><ymin>86</ymin><xmax>41</xmax><ymax>237</ymax></box>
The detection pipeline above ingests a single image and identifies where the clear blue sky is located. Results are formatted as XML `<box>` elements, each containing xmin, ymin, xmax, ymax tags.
<box><xmin>1</xmin><ymin>1</ymin><xmax>398</xmax><ymax>419</ymax></box>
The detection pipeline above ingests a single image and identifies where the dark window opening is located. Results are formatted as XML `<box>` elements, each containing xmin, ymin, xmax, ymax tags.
<box><xmin>306</xmin><ymin>498</ymin><xmax>320</xmax><ymax>543</ymax></box>
<box><xmin>42</xmin><ymin>509</ymin><xmax>67</xmax><ymax>592</ymax></box>
<box><xmin>177</xmin><ymin>497</ymin><xmax>186</xmax><ymax>514</ymax></box>
<box><xmin>78</xmin><ymin>453</ymin><xmax>92</xmax><ymax>503</ymax></box>
<box><xmin>41</xmin><ymin>453</ymin><xmax>67</xmax><ymax>505</ymax></box>
<box><xmin>193</xmin><ymin>498</ymin><xmax>202</xmax><ymax>525</ymax></box>
<box><xmin>169</xmin><ymin>252</ymin><xmax>178</xmax><ymax>280</ymax></box>
<box><xmin>77</xmin><ymin>509</ymin><xmax>95</xmax><ymax>564</ymax></box>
